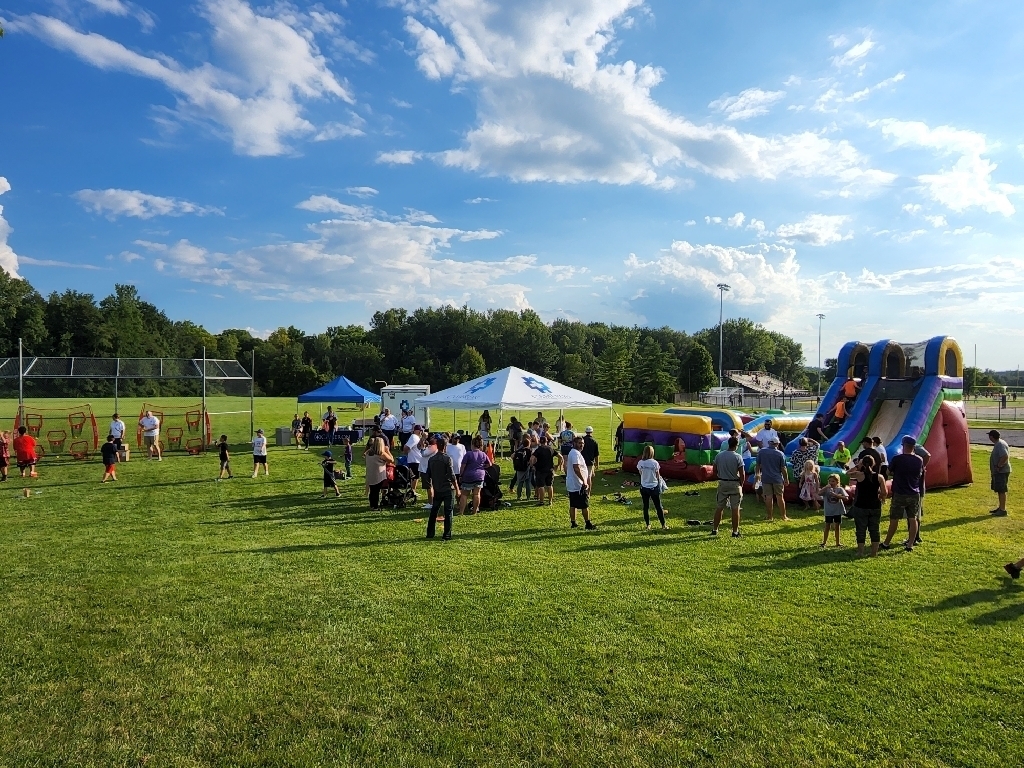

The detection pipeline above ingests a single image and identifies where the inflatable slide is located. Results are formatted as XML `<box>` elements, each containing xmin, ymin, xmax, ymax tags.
<box><xmin>787</xmin><ymin>336</ymin><xmax>972</xmax><ymax>489</ymax></box>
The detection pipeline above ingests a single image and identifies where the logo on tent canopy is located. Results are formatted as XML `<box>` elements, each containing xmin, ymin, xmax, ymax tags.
<box><xmin>466</xmin><ymin>377</ymin><xmax>496</xmax><ymax>394</ymax></box>
<box><xmin>522</xmin><ymin>376</ymin><xmax>551</xmax><ymax>394</ymax></box>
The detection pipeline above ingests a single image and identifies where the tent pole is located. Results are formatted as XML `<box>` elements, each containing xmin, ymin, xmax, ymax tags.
<box><xmin>202</xmin><ymin>345</ymin><xmax>207</xmax><ymax>444</ymax></box>
<box><xmin>250</xmin><ymin>349</ymin><xmax>255</xmax><ymax>440</ymax></box>
<box><xmin>18</xmin><ymin>337</ymin><xmax>24</xmax><ymax>428</ymax></box>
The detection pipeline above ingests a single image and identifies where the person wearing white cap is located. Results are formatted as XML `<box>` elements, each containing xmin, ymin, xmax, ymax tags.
<box><xmin>580</xmin><ymin>426</ymin><xmax>600</xmax><ymax>490</ymax></box>
<box><xmin>252</xmin><ymin>428</ymin><xmax>269</xmax><ymax>478</ymax></box>
<box><xmin>755</xmin><ymin>436</ymin><xmax>789</xmax><ymax>521</ymax></box>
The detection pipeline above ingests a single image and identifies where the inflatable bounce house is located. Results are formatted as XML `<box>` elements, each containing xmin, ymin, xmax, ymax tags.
<box><xmin>621</xmin><ymin>409</ymin><xmax>816</xmax><ymax>484</ymax></box>
<box><xmin>787</xmin><ymin>335</ymin><xmax>972</xmax><ymax>490</ymax></box>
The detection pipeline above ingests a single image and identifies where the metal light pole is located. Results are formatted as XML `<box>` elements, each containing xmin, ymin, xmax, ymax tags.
<box><xmin>716</xmin><ymin>283</ymin><xmax>730</xmax><ymax>388</ymax></box>
<box><xmin>816</xmin><ymin>313</ymin><xmax>825</xmax><ymax>397</ymax></box>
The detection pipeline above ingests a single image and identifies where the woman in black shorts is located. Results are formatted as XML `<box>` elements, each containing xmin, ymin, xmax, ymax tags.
<box><xmin>849</xmin><ymin>455</ymin><xmax>886</xmax><ymax>558</ymax></box>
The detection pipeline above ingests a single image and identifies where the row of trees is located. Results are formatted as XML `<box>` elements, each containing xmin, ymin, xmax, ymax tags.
<box><xmin>0</xmin><ymin>271</ymin><xmax>807</xmax><ymax>402</ymax></box>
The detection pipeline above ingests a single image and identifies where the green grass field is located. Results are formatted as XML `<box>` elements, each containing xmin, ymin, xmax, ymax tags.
<box><xmin>2</xmin><ymin>397</ymin><xmax>1023</xmax><ymax>766</ymax></box>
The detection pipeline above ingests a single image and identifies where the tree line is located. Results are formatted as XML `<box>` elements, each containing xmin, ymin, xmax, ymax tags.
<box><xmin>0</xmin><ymin>271</ymin><xmax>809</xmax><ymax>402</ymax></box>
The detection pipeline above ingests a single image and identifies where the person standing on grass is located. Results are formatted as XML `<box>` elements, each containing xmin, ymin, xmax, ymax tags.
<box><xmin>217</xmin><ymin>434</ymin><xmax>233</xmax><ymax>480</ymax></box>
<box><xmin>756</xmin><ymin>437</ymin><xmax>790</xmax><ymax>521</ymax></box>
<box><xmin>614</xmin><ymin>418</ymin><xmax>624</xmax><ymax>463</ymax></box>
<box><xmin>320</xmin><ymin>451</ymin><xmax>341</xmax><ymax>498</ymax></box>
<box><xmin>910</xmin><ymin>442</ymin><xmax>930</xmax><ymax>545</ymax></box>
<box><xmin>13</xmin><ymin>426</ymin><xmax>38</xmax><ymax>479</ymax></box>
<box><xmin>403</xmin><ymin>425</ymin><xmax>425</xmax><ymax>497</ymax></box>
<box><xmin>379</xmin><ymin>408</ymin><xmax>399</xmax><ymax>448</ymax></box>
<box><xmin>636</xmin><ymin>445</ymin><xmax>667</xmax><ymax>531</ymax></box>
<box><xmin>711</xmin><ymin>436</ymin><xmax>745</xmax><ymax>537</ymax></box>
<box><xmin>798</xmin><ymin>460</ymin><xmax>821</xmax><ymax>511</ymax></box>
<box><xmin>364</xmin><ymin>437</ymin><xmax>395</xmax><ymax>510</ymax></box>
<box><xmin>989</xmin><ymin>429</ymin><xmax>1012</xmax><ymax>517</ymax></box>
<box><xmin>872</xmin><ymin>437</ymin><xmax>889</xmax><ymax>479</ymax></box>
<box><xmin>100</xmin><ymin>434</ymin><xmax>119</xmax><ymax>483</ymax></box>
<box><xmin>531</xmin><ymin>434</ymin><xmax>557</xmax><ymax>506</ymax></box>
<box><xmin>1005</xmin><ymin>556</ymin><xmax>1024</xmax><ymax>579</ymax></box>
<box><xmin>855</xmin><ymin>437</ymin><xmax>881</xmax><ymax>472</ymax></box>
<box><xmin>849</xmin><ymin>455</ymin><xmax>885</xmax><ymax>557</ymax></box>
<box><xmin>300</xmin><ymin>411</ymin><xmax>313</xmax><ymax>450</ymax></box>
<box><xmin>399</xmin><ymin>409</ymin><xmax>417</xmax><ymax>450</ymax></box>
<box><xmin>581</xmin><ymin>426</ymin><xmax>600</xmax><ymax>489</ymax></box>
<box><xmin>566</xmin><ymin>435</ymin><xmax>596</xmax><ymax>530</ymax></box>
<box><xmin>751</xmin><ymin>419</ymin><xmax>779</xmax><ymax>452</ymax></box>
<box><xmin>791</xmin><ymin>437</ymin><xmax>820</xmax><ymax>470</ymax></box>
<box><xmin>880</xmin><ymin>436</ymin><xmax>924</xmax><ymax>552</ymax></box>
<box><xmin>291</xmin><ymin>413</ymin><xmax>302</xmax><ymax>448</ymax></box>
<box><xmin>139</xmin><ymin>410</ymin><xmax>162</xmax><ymax>461</ymax></box>
<box><xmin>419</xmin><ymin>436</ymin><xmax>437</xmax><ymax>505</ymax></box>
<box><xmin>458</xmin><ymin>436</ymin><xmax>491</xmax><ymax>515</ymax></box>
<box><xmin>445</xmin><ymin>434</ymin><xmax>467</xmax><ymax>508</ymax></box>
<box><xmin>558</xmin><ymin>421</ymin><xmax>576</xmax><ymax>476</ymax></box>
<box><xmin>251</xmin><ymin>428</ymin><xmax>269</xmax><ymax>478</ymax></box>
<box><xmin>0</xmin><ymin>429</ymin><xmax>10</xmax><ymax>482</ymax></box>
<box><xmin>512</xmin><ymin>437</ymin><xmax>534</xmax><ymax>501</ymax></box>
<box><xmin>324</xmin><ymin>406</ymin><xmax>338</xmax><ymax>445</ymax></box>
<box><xmin>109</xmin><ymin>413</ymin><xmax>127</xmax><ymax>450</ymax></box>
<box><xmin>818</xmin><ymin>474</ymin><xmax>849</xmax><ymax>547</ymax></box>
<box><xmin>426</xmin><ymin>436</ymin><xmax>459</xmax><ymax>541</ymax></box>
<box><xmin>341</xmin><ymin>437</ymin><xmax>353</xmax><ymax>480</ymax></box>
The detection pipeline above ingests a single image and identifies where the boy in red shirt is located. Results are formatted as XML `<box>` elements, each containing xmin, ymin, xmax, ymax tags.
<box><xmin>12</xmin><ymin>426</ymin><xmax>38</xmax><ymax>478</ymax></box>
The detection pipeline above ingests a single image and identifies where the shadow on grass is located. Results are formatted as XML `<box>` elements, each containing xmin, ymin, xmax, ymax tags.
<box><xmin>569</xmin><ymin>528</ymin><xmax>707</xmax><ymax>553</ymax></box>
<box><xmin>919</xmin><ymin>514</ymin><xmax>989</xmax><ymax>534</ymax></box>
<box><xmin>917</xmin><ymin>580</ymin><xmax>1024</xmax><ymax>624</ymax></box>
<box><xmin>727</xmin><ymin>545</ymin><xmax>855</xmax><ymax>572</ymax></box>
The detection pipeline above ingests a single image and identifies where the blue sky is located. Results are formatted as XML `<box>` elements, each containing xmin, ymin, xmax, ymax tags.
<box><xmin>1</xmin><ymin>0</ymin><xmax>1023</xmax><ymax>369</ymax></box>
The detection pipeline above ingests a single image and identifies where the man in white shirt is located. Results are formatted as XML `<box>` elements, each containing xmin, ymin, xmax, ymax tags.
<box><xmin>380</xmin><ymin>408</ymin><xmax>399</xmax><ymax>448</ymax></box>
<box><xmin>109</xmin><ymin>413</ymin><xmax>127</xmax><ymax>449</ymax></box>
<box><xmin>138</xmin><ymin>410</ymin><xmax>161</xmax><ymax>460</ymax></box>
<box><xmin>445</xmin><ymin>435</ymin><xmax>467</xmax><ymax>507</ymax></box>
<box><xmin>751</xmin><ymin>419</ymin><xmax>780</xmax><ymax>452</ymax></box>
<box><xmin>566</xmin><ymin>436</ymin><xmax>596</xmax><ymax>530</ymax></box>
<box><xmin>252</xmin><ymin>428</ymin><xmax>269</xmax><ymax>477</ymax></box>
<box><xmin>404</xmin><ymin>425</ymin><xmax>424</xmax><ymax>496</ymax></box>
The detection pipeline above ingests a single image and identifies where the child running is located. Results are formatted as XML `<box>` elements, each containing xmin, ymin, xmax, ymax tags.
<box><xmin>819</xmin><ymin>473</ymin><xmax>849</xmax><ymax>547</ymax></box>
<box><xmin>321</xmin><ymin>450</ymin><xmax>341</xmax><ymax>497</ymax></box>
<box><xmin>13</xmin><ymin>426</ymin><xmax>38</xmax><ymax>479</ymax></box>
<box><xmin>100</xmin><ymin>434</ymin><xmax>119</xmax><ymax>482</ymax></box>
<box><xmin>252</xmin><ymin>428</ymin><xmax>269</xmax><ymax>478</ymax></box>
<box><xmin>217</xmin><ymin>435</ymin><xmax>233</xmax><ymax>480</ymax></box>
<box><xmin>798</xmin><ymin>460</ymin><xmax>821</xmax><ymax>511</ymax></box>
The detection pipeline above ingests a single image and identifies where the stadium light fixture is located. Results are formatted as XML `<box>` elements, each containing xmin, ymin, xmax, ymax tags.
<box><xmin>716</xmin><ymin>283</ymin><xmax>730</xmax><ymax>388</ymax></box>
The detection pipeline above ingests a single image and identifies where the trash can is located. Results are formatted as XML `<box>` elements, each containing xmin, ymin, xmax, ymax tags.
<box><xmin>275</xmin><ymin>427</ymin><xmax>292</xmax><ymax>447</ymax></box>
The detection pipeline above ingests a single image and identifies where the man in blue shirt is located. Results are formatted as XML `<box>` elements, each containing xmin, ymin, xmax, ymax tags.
<box><xmin>755</xmin><ymin>437</ymin><xmax>790</xmax><ymax>522</ymax></box>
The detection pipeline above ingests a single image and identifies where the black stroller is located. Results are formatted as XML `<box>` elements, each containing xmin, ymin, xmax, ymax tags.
<box><xmin>382</xmin><ymin>463</ymin><xmax>417</xmax><ymax>509</ymax></box>
<box><xmin>480</xmin><ymin>464</ymin><xmax>504</xmax><ymax>511</ymax></box>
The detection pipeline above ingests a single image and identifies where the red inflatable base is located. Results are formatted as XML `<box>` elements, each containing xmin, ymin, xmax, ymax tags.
<box><xmin>923</xmin><ymin>401</ymin><xmax>973</xmax><ymax>488</ymax></box>
<box><xmin>622</xmin><ymin>456</ymin><xmax>714</xmax><ymax>483</ymax></box>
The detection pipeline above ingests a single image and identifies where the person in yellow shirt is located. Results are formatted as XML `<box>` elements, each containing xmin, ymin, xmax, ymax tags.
<box><xmin>832</xmin><ymin>441</ymin><xmax>852</xmax><ymax>470</ymax></box>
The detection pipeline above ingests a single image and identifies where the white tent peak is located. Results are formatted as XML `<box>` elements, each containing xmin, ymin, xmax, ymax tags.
<box><xmin>416</xmin><ymin>367</ymin><xmax>611</xmax><ymax>410</ymax></box>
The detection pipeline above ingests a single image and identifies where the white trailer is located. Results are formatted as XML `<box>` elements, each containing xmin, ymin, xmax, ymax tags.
<box><xmin>380</xmin><ymin>385</ymin><xmax>431</xmax><ymax>430</ymax></box>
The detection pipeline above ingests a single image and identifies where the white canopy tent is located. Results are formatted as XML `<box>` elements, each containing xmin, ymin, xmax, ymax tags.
<box><xmin>416</xmin><ymin>367</ymin><xmax>613</xmax><ymax>452</ymax></box>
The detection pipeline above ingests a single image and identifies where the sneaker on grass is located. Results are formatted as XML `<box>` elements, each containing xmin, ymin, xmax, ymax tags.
<box><xmin>1004</xmin><ymin>563</ymin><xmax>1021</xmax><ymax>579</ymax></box>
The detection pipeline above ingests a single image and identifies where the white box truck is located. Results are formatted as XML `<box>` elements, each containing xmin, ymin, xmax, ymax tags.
<box><xmin>380</xmin><ymin>385</ymin><xmax>431</xmax><ymax>430</ymax></box>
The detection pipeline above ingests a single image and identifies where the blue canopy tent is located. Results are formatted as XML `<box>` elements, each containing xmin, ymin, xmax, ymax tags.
<box><xmin>297</xmin><ymin>376</ymin><xmax>381</xmax><ymax>405</ymax></box>
<box><xmin>295</xmin><ymin>376</ymin><xmax>381</xmax><ymax>445</ymax></box>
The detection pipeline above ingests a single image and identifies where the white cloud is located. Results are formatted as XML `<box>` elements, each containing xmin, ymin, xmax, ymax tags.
<box><xmin>133</xmin><ymin>239</ymin><xmax>168</xmax><ymax>251</ymax></box>
<box><xmin>705</xmin><ymin>216</ymin><xmax>722</xmax><ymax>224</ymax></box>
<box><xmin>466</xmin><ymin>197</ymin><xmax>496</xmax><ymax>204</ymax></box>
<box><xmin>296</xmin><ymin>195</ymin><xmax>371</xmax><ymax>216</ymax></box>
<box><xmin>814</xmin><ymin>72</ymin><xmax>904</xmax><ymax>113</ymax></box>
<box><xmin>876</xmin><ymin>119</ymin><xmax>1023</xmax><ymax>215</ymax></box>
<box><xmin>949</xmin><ymin>225</ymin><xmax>973</xmax><ymax>235</ymax></box>
<box><xmin>12</xmin><ymin>1</ymin><xmax>352</xmax><ymax>156</ymax></box>
<box><xmin>684</xmin><ymin>219</ymin><xmax>696</xmax><ymax>226</ymax></box>
<box><xmin>831</xmin><ymin>35</ymin><xmax>875</xmax><ymax>68</ymax></box>
<box><xmin>774</xmin><ymin>214</ymin><xmax>852</xmax><ymax>246</ymax></box>
<box><xmin>0</xmin><ymin>177</ymin><xmax>22</xmax><ymax>277</ymax></box>
<box><xmin>747</xmin><ymin>218</ymin><xmax>766</xmax><ymax>234</ymax></box>
<box><xmin>117</xmin><ymin>250</ymin><xmax>145</xmax><ymax>262</ymax></box>
<box><xmin>74</xmin><ymin>188</ymin><xmax>223</xmax><ymax>219</ymax></box>
<box><xmin>400</xmin><ymin>2</ymin><xmax>887</xmax><ymax>189</ymax></box>
<box><xmin>727</xmin><ymin>212</ymin><xmax>745</xmax><ymax>227</ymax></box>
<box><xmin>138</xmin><ymin>202</ymin><xmax>580</xmax><ymax>312</ymax></box>
<box><xmin>83</xmin><ymin>0</ymin><xmax>155</xmax><ymax>32</ymax></box>
<box><xmin>345</xmin><ymin>186</ymin><xmax>378</xmax><ymax>199</ymax></box>
<box><xmin>924</xmin><ymin>214</ymin><xmax>947</xmax><ymax>228</ymax></box>
<box><xmin>625</xmin><ymin>240</ymin><xmax>808</xmax><ymax>310</ymax></box>
<box><xmin>313</xmin><ymin>117</ymin><xmax>365</xmax><ymax>142</ymax></box>
<box><xmin>19</xmin><ymin>256</ymin><xmax>103</xmax><ymax>270</ymax></box>
<box><xmin>709</xmin><ymin>88</ymin><xmax>785</xmax><ymax>121</ymax></box>
<box><xmin>377</xmin><ymin>150</ymin><xmax>423</xmax><ymax>165</ymax></box>
<box><xmin>895</xmin><ymin>229</ymin><xmax>927</xmax><ymax>242</ymax></box>
<box><xmin>902</xmin><ymin>203</ymin><xmax>922</xmax><ymax>214</ymax></box>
